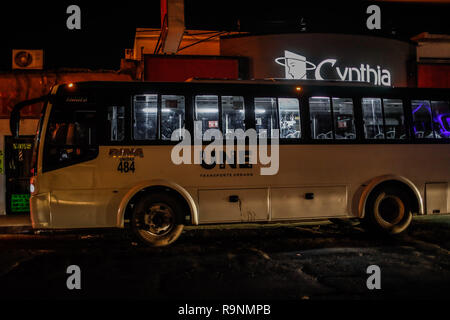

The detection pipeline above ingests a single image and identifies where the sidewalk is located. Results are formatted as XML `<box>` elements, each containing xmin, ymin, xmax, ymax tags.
<box><xmin>0</xmin><ymin>213</ymin><xmax>32</xmax><ymax>233</ymax></box>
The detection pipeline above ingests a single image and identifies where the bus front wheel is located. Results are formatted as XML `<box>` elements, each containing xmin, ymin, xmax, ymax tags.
<box><xmin>363</xmin><ymin>186</ymin><xmax>413</xmax><ymax>235</ymax></box>
<box><xmin>131</xmin><ymin>192</ymin><xmax>184</xmax><ymax>247</ymax></box>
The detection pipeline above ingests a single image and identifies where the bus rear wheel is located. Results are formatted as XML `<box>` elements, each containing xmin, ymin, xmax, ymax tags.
<box><xmin>363</xmin><ymin>186</ymin><xmax>413</xmax><ymax>235</ymax></box>
<box><xmin>131</xmin><ymin>192</ymin><xmax>184</xmax><ymax>247</ymax></box>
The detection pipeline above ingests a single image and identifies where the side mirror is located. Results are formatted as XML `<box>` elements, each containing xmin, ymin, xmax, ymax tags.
<box><xmin>10</xmin><ymin>96</ymin><xmax>49</xmax><ymax>138</ymax></box>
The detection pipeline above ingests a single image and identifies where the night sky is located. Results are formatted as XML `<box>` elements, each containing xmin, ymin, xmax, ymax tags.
<box><xmin>0</xmin><ymin>0</ymin><xmax>449</xmax><ymax>71</ymax></box>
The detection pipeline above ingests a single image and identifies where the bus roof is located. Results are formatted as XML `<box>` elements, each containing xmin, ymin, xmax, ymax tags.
<box><xmin>56</xmin><ymin>80</ymin><xmax>450</xmax><ymax>96</ymax></box>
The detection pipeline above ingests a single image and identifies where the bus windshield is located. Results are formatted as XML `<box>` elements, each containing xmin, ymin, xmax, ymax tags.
<box><xmin>42</xmin><ymin>98</ymin><xmax>98</xmax><ymax>172</ymax></box>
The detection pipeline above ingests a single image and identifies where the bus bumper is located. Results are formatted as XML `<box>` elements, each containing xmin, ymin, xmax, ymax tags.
<box><xmin>30</xmin><ymin>193</ymin><xmax>51</xmax><ymax>228</ymax></box>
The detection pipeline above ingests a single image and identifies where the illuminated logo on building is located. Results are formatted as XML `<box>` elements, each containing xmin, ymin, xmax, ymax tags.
<box><xmin>274</xmin><ymin>51</ymin><xmax>316</xmax><ymax>79</ymax></box>
<box><xmin>275</xmin><ymin>50</ymin><xmax>392</xmax><ymax>86</ymax></box>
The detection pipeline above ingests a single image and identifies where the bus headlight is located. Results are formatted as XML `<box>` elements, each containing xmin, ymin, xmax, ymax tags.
<box><xmin>30</xmin><ymin>177</ymin><xmax>36</xmax><ymax>194</ymax></box>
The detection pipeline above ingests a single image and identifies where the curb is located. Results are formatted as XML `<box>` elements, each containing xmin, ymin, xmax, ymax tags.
<box><xmin>0</xmin><ymin>214</ymin><xmax>33</xmax><ymax>234</ymax></box>
<box><xmin>0</xmin><ymin>226</ymin><xmax>33</xmax><ymax>234</ymax></box>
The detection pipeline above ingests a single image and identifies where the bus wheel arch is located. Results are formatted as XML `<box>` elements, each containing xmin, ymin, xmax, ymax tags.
<box><xmin>359</xmin><ymin>176</ymin><xmax>422</xmax><ymax>234</ymax></box>
<box><xmin>118</xmin><ymin>181</ymin><xmax>198</xmax><ymax>229</ymax></box>
<box><xmin>129</xmin><ymin>191</ymin><xmax>186</xmax><ymax>246</ymax></box>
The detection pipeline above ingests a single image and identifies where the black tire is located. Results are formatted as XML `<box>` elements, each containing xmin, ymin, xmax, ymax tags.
<box><xmin>130</xmin><ymin>192</ymin><xmax>184</xmax><ymax>247</ymax></box>
<box><xmin>362</xmin><ymin>186</ymin><xmax>413</xmax><ymax>235</ymax></box>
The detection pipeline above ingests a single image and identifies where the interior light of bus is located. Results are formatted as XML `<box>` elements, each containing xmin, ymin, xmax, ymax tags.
<box><xmin>196</xmin><ymin>108</ymin><xmax>220</xmax><ymax>114</ymax></box>
<box><xmin>160</xmin><ymin>108</ymin><xmax>198</xmax><ymax>114</ymax></box>
<box><xmin>296</xmin><ymin>87</ymin><xmax>302</xmax><ymax>92</ymax></box>
<box><xmin>67</xmin><ymin>83</ymin><xmax>74</xmax><ymax>88</ymax></box>
<box><xmin>142</xmin><ymin>107</ymin><xmax>179</xmax><ymax>113</ymax></box>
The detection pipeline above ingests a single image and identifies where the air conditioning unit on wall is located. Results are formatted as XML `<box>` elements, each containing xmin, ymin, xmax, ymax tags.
<box><xmin>12</xmin><ymin>49</ymin><xmax>44</xmax><ymax>70</ymax></box>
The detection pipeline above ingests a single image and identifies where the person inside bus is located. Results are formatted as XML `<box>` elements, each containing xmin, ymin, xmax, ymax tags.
<box><xmin>161</xmin><ymin>113</ymin><xmax>182</xmax><ymax>140</ymax></box>
<box><xmin>135</xmin><ymin>116</ymin><xmax>157</xmax><ymax>139</ymax></box>
<box><xmin>48</xmin><ymin>121</ymin><xmax>85</xmax><ymax>161</ymax></box>
<box><xmin>65</xmin><ymin>122</ymin><xmax>85</xmax><ymax>157</ymax></box>
<box><xmin>47</xmin><ymin>122</ymin><xmax>70</xmax><ymax>162</ymax></box>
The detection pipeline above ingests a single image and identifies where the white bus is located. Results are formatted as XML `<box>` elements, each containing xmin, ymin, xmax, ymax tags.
<box><xmin>10</xmin><ymin>80</ymin><xmax>450</xmax><ymax>246</ymax></box>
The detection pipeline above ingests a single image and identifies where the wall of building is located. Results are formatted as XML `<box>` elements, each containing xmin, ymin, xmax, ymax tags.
<box><xmin>0</xmin><ymin>70</ymin><xmax>133</xmax><ymax>118</ymax></box>
<box><xmin>221</xmin><ymin>33</ymin><xmax>417</xmax><ymax>87</ymax></box>
<box><xmin>417</xmin><ymin>42</ymin><xmax>450</xmax><ymax>61</ymax></box>
<box><xmin>417</xmin><ymin>64</ymin><xmax>450</xmax><ymax>88</ymax></box>
<box><xmin>412</xmin><ymin>33</ymin><xmax>450</xmax><ymax>88</ymax></box>
<box><xmin>133</xmin><ymin>28</ymin><xmax>222</xmax><ymax>60</ymax></box>
<box><xmin>144</xmin><ymin>55</ymin><xmax>240</xmax><ymax>81</ymax></box>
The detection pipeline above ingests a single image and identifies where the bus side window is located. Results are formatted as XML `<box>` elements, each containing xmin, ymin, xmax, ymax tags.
<box><xmin>411</xmin><ymin>100</ymin><xmax>434</xmax><ymax>139</ymax></box>
<box><xmin>222</xmin><ymin>96</ymin><xmax>245</xmax><ymax>138</ymax></box>
<box><xmin>107</xmin><ymin>106</ymin><xmax>125</xmax><ymax>142</ymax></box>
<box><xmin>309</xmin><ymin>97</ymin><xmax>333</xmax><ymax>139</ymax></box>
<box><xmin>161</xmin><ymin>95</ymin><xmax>185</xmax><ymax>140</ymax></box>
<box><xmin>278</xmin><ymin>98</ymin><xmax>301</xmax><ymax>139</ymax></box>
<box><xmin>195</xmin><ymin>95</ymin><xmax>219</xmax><ymax>141</ymax></box>
<box><xmin>254</xmin><ymin>97</ymin><xmax>278</xmax><ymax>138</ymax></box>
<box><xmin>133</xmin><ymin>94</ymin><xmax>158</xmax><ymax>140</ymax></box>
<box><xmin>362</xmin><ymin>98</ymin><xmax>384</xmax><ymax>139</ymax></box>
<box><xmin>332</xmin><ymin>97</ymin><xmax>356</xmax><ymax>140</ymax></box>
<box><xmin>383</xmin><ymin>99</ymin><xmax>406</xmax><ymax>140</ymax></box>
<box><xmin>431</xmin><ymin>100</ymin><xmax>450</xmax><ymax>139</ymax></box>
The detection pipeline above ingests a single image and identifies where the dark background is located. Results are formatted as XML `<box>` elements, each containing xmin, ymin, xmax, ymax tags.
<box><xmin>0</xmin><ymin>0</ymin><xmax>449</xmax><ymax>71</ymax></box>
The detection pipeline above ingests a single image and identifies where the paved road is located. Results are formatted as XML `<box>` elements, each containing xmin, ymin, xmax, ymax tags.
<box><xmin>0</xmin><ymin>215</ymin><xmax>449</xmax><ymax>300</ymax></box>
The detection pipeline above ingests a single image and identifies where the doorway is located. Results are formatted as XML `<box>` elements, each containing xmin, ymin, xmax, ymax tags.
<box><xmin>4</xmin><ymin>136</ymin><xmax>34</xmax><ymax>215</ymax></box>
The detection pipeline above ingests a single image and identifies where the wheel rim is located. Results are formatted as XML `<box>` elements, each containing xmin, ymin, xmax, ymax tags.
<box><xmin>373</xmin><ymin>193</ymin><xmax>405</xmax><ymax>229</ymax></box>
<box><xmin>138</xmin><ymin>203</ymin><xmax>175</xmax><ymax>237</ymax></box>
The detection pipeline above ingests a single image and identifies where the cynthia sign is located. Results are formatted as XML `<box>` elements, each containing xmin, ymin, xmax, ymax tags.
<box><xmin>275</xmin><ymin>50</ymin><xmax>392</xmax><ymax>86</ymax></box>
